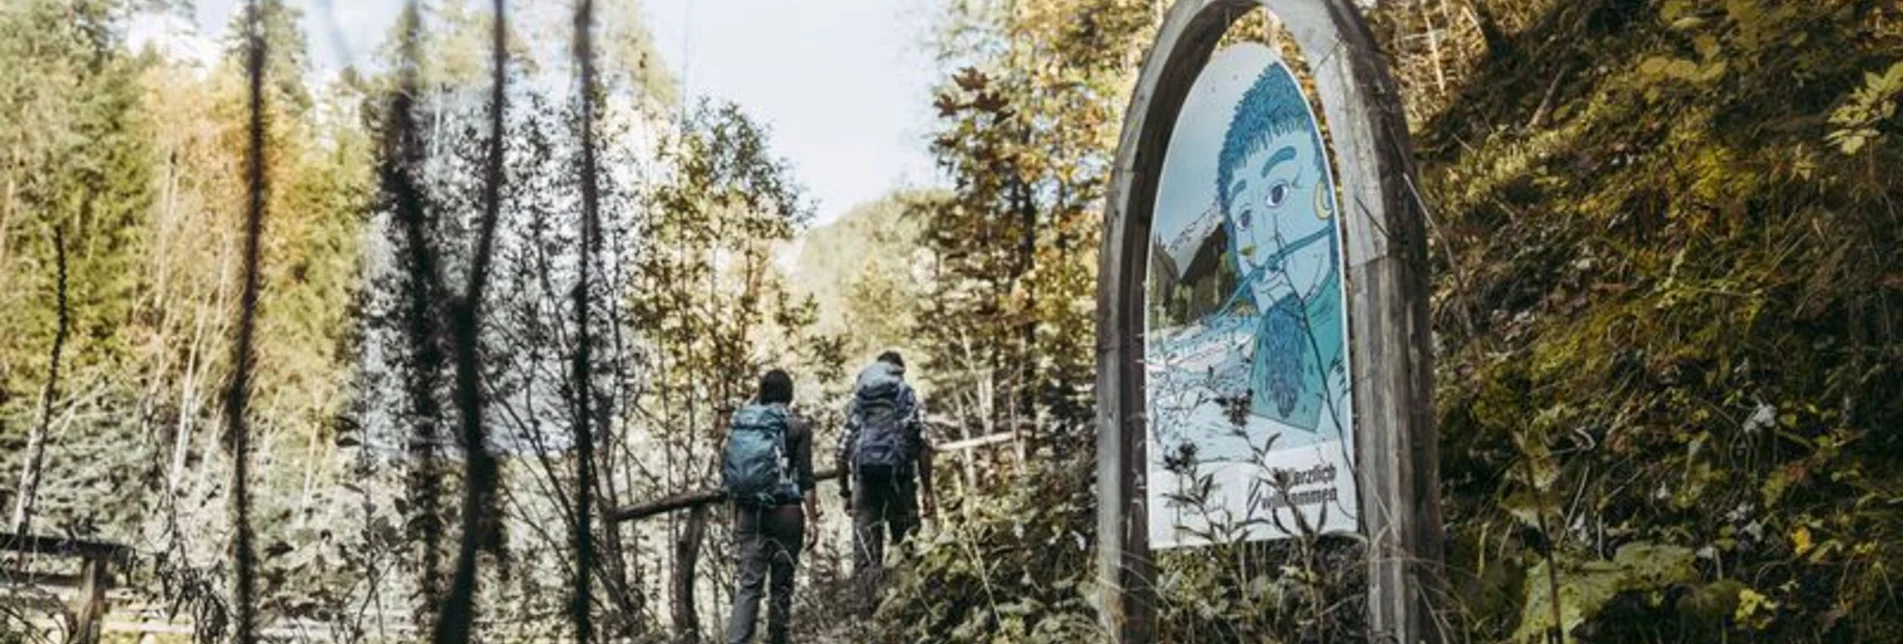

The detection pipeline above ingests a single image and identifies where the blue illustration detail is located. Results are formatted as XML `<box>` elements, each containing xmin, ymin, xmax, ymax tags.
<box><xmin>1209</xmin><ymin>61</ymin><xmax>1342</xmax><ymax>433</ymax></box>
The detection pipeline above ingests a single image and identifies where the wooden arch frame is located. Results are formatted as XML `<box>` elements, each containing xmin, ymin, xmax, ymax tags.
<box><xmin>1093</xmin><ymin>0</ymin><xmax>1443</xmax><ymax>641</ymax></box>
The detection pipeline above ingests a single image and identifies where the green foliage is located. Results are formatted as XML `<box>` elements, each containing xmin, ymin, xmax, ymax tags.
<box><xmin>627</xmin><ymin>99</ymin><xmax>812</xmax><ymax>453</ymax></box>
<box><xmin>866</xmin><ymin>453</ymin><xmax>1102</xmax><ymax>644</ymax></box>
<box><xmin>1512</xmin><ymin>543</ymin><xmax>1698</xmax><ymax>642</ymax></box>
<box><xmin>1826</xmin><ymin>60</ymin><xmax>1903</xmax><ymax>155</ymax></box>
<box><xmin>0</xmin><ymin>0</ymin><xmax>157</xmax><ymax>539</ymax></box>
<box><xmin>1420</xmin><ymin>0</ymin><xmax>1903</xmax><ymax>640</ymax></box>
<box><xmin>914</xmin><ymin>0</ymin><xmax>1161</xmax><ymax>462</ymax></box>
<box><xmin>789</xmin><ymin>191</ymin><xmax>937</xmax><ymax>366</ymax></box>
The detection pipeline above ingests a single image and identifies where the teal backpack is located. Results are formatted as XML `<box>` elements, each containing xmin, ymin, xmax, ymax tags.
<box><xmin>721</xmin><ymin>404</ymin><xmax>798</xmax><ymax>506</ymax></box>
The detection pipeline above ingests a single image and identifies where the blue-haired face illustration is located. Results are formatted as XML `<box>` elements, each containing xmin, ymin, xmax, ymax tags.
<box><xmin>1215</xmin><ymin>61</ymin><xmax>1343</xmax><ymax>433</ymax></box>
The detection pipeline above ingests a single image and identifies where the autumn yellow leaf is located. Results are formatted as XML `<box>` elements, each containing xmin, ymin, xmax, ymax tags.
<box><xmin>1736</xmin><ymin>588</ymin><xmax>1779</xmax><ymax>628</ymax></box>
<box><xmin>1792</xmin><ymin>525</ymin><xmax>1814</xmax><ymax>556</ymax></box>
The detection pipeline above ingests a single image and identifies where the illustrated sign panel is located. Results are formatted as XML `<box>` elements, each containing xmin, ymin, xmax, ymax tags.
<box><xmin>1145</xmin><ymin>43</ymin><xmax>1357</xmax><ymax>547</ymax></box>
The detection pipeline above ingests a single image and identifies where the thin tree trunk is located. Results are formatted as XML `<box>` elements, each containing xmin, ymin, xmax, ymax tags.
<box><xmin>9</xmin><ymin>224</ymin><xmax>69</xmax><ymax>541</ymax></box>
<box><xmin>187</xmin><ymin>228</ymin><xmax>237</xmax><ymax>504</ymax></box>
<box><xmin>671</xmin><ymin>505</ymin><xmax>707</xmax><ymax>644</ymax></box>
<box><xmin>226</xmin><ymin>4</ymin><xmax>271</xmax><ymax>638</ymax></box>
<box><xmin>167</xmin><ymin>248</ymin><xmax>221</xmax><ymax>504</ymax></box>
<box><xmin>434</xmin><ymin>1</ymin><xmax>509</xmax><ymax>640</ymax></box>
<box><xmin>1423</xmin><ymin>0</ymin><xmax>1447</xmax><ymax>94</ymax></box>
<box><xmin>166</xmin><ymin>330</ymin><xmax>203</xmax><ymax>496</ymax></box>
<box><xmin>298</xmin><ymin>417</ymin><xmax>323</xmax><ymax>523</ymax></box>
<box><xmin>0</xmin><ymin>177</ymin><xmax>15</xmax><ymax>283</ymax></box>
<box><xmin>571</xmin><ymin>1</ymin><xmax>604</xmax><ymax>640</ymax></box>
<box><xmin>1012</xmin><ymin>175</ymin><xmax>1037</xmax><ymax>462</ymax></box>
<box><xmin>385</xmin><ymin>2</ymin><xmax>450</xmax><ymax>623</ymax></box>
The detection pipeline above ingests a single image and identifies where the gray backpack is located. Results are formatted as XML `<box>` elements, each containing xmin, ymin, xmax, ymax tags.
<box><xmin>850</xmin><ymin>363</ymin><xmax>911</xmax><ymax>472</ymax></box>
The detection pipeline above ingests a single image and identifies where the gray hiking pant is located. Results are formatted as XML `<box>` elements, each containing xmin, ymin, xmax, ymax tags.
<box><xmin>850</xmin><ymin>470</ymin><xmax>918</xmax><ymax>616</ymax></box>
<box><xmin>728</xmin><ymin>503</ymin><xmax>804</xmax><ymax>644</ymax></box>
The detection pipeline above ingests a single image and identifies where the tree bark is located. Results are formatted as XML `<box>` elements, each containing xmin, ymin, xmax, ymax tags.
<box><xmin>670</xmin><ymin>505</ymin><xmax>708</xmax><ymax>644</ymax></box>
<box><xmin>9</xmin><ymin>224</ymin><xmax>69</xmax><ymax>542</ymax></box>
<box><xmin>571</xmin><ymin>1</ymin><xmax>604</xmax><ymax>639</ymax></box>
<box><xmin>0</xmin><ymin>177</ymin><xmax>14</xmax><ymax>278</ymax></box>
<box><xmin>226</xmin><ymin>5</ymin><xmax>271</xmax><ymax>637</ymax></box>
<box><xmin>433</xmin><ymin>2</ymin><xmax>509</xmax><ymax>641</ymax></box>
<box><xmin>72</xmin><ymin>556</ymin><xmax>108</xmax><ymax>644</ymax></box>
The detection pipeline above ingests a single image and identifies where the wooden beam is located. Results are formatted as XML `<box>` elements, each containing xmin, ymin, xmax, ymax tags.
<box><xmin>0</xmin><ymin>533</ymin><xmax>132</xmax><ymax>564</ymax></box>
<box><xmin>1097</xmin><ymin>4</ymin><xmax>1249</xmax><ymax>641</ymax></box>
<box><xmin>934</xmin><ymin>432</ymin><xmax>1014</xmax><ymax>453</ymax></box>
<box><xmin>604</xmin><ymin>434</ymin><xmax>1013</xmax><ymax>524</ymax></box>
<box><xmin>1262</xmin><ymin>1</ymin><xmax>1446</xmax><ymax>640</ymax></box>
<box><xmin>607</xmin><ymin>489</ymin><xmax>723</xmax><ymax>525</ymax></box>
<box><xmin>0</xmin><ymin>569</ymin><xmax>84</xmax><ymax>588</ymax></box>
<box><xmin>606</xmin><ymin>469</ymin><xmax>840</xmax><ymax>524</ymax></box>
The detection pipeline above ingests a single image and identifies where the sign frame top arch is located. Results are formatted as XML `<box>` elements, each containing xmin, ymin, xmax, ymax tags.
<box><xmin>1095</xmin><ymin>0</ymin><xmax>1443</xmax><ymax>641</ymax></box>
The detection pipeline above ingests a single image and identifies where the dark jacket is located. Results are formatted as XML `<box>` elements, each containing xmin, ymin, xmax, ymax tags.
<box><xmin>780</xmin><ymin>407</ymin><xmax>817</xmax><ymax>500</ymax></box>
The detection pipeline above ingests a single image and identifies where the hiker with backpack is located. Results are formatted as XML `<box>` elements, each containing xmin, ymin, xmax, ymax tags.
<box><xmin>835</xmin><ymin>351</ymin><xmax>935</xmax><ymax>615</ymax></box>
<box><xmin>722</xmin><ymin>369</ymin><xmax>817</xmax><ymax>644</ymax></box>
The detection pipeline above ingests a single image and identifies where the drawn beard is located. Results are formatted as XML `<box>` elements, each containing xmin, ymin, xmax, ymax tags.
<box><xmin>1261</xmin><ymin>298</ymin><xmax>1305</xmax><ymax>419</ymax></box>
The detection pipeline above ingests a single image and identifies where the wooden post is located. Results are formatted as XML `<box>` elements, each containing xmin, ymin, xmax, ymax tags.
<box><xmin>0</xmin><ymin>533</ymin><xmax>127</xmax><ymax>644</ymax></box>
<box><xmin>1097</xmin><ymin>1</ymin><xmax>1443</xmax><ymax>642</ymax></box>
<box><xmin>671</xmin><ymin>504</ymin><xmax>708</xmax><ymax>644</ymax></box>
<box><xmin>1262</xmin><ymin>2</ymin><xmax>1446</xmax><ymax>640</ymax></box>
<box><xmin>72</xmin><ymin>556</ymin><xmax>108</xmax><ymax>644</ymax></box>
<box><xmin>1097</xmin><ymin>3</ymin><xmax>1242</xmax><ymax>640</ymax></box>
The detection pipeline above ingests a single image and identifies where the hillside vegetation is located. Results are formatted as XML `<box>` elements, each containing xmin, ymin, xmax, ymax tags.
<box><xmin>850</xmin><ymin>0</ymin><xmax>1903</xmax><ymax>642</ymax></box>
<box><xmin>1420</xmin><ymin>0</ymin><xmax>1902</xmax><ymax>641</ymax></box>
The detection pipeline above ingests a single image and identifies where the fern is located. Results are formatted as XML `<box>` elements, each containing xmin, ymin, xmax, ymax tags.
<box><xmin>1826</xmin><ymin>60</ymin><xmax>1903</xmax><ymax>155</ymax></box>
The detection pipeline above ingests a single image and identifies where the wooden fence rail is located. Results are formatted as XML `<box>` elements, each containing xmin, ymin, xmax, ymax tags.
<box><xmin>606</xmin><ymin>431</ymin><xmax>1014</xmax><ymax>524</ymax></box>
<box><xmin>1</xmin><ymin>532</ymin><xmax>134</xmax><ymax>644</ymax></box>
<box><xmin>608</xmin><ymin>431</ymin><xmax>1014</xmax><ymax>642</ymax></box>
<box><xmin>606</xmin><ymin>469</ymin><xmax>841</xmax><ymax>524</ymax></box>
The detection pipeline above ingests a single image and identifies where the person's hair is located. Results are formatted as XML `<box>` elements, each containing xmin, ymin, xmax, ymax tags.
<box><xmin>758</xmin><ymin>369</ymin><xmax>793</xmax><ymax>405</ymax></box>
<box><xmin>1215</xmin><ymin>63</ymin><xmax>1328</xmax><ymax>217</ymax></box>
<box><xmin>877</xmin><ymin>351</ymin><xmax>904</xmax><ymax>369</ymax></box>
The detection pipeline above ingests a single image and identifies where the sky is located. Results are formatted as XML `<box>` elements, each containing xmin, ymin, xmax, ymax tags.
<box><xmin>1153</xmin><ymin>43</ymin><xmax>1281</xmax><ymax>255</ymax></box>
<box><xmin>641</xmin><ymin>0</ymin><xmax>945</xmax><ymax>224</ymax></box>
<box><xmin>148</xmin><ymin>0</ymin><xmax>946</xmax><ymax>226</ymax></box>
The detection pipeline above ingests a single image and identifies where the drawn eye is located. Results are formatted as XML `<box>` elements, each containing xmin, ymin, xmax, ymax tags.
<box><xmin>1238</xmin><ymin>209</ymin><xmax>1252</xmax><ymax>229</ymax></box>
<box><xmin>1266</xmin><ymin>182</ymin><xmax>1290</xmax><ymax>208</ymax></box>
